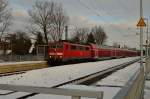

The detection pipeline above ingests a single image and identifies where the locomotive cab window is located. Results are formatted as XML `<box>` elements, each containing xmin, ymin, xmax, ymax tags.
<box><xmin>86</xmin><ymin>47</ymin><xmax>89</xmax><ymax>50</ymax></box>
<box><xmin>50</xmin><ymin>43</ymin><xmax>63</xmax><ymax>48</ymax></box>
<box><xmin>80</xmin><ymin>46</ymin><xmax>85</xmax><ymax>50</ymax></box>
<box><xmin>57</xmin><ymin>44</ymin><xmax>63</xmax><ymax>48</ymax></box>
<box><xmin>71</xmin><ymin>45</ymin><xmax>77</xmax><ymax>50</ymax></box>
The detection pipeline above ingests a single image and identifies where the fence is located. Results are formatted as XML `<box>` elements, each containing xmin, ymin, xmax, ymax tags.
<box><xmin>0</xmin><ymin>55</ymin><xmax>45</xmax><ymax>62</ymax></box>
<box><xmin>0</xmin><ymin>45</ymin><xmax>48</xmax><ymax>62</ymax></box>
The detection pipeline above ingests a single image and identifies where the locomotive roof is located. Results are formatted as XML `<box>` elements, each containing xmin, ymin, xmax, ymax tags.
<box><xmin>49</xmin><ymin>41</ymin><xmax>138</xmax><ymax>52</ymax></box>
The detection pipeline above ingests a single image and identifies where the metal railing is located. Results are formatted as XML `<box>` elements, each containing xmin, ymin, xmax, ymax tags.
<box><xmin>0</xmin><ymin>84</ymin><xmax>103</xmax><ymax>99</ymax></box>
<box><xmin>0</xmin><ymin>55</ymin><xmax>44</xmax><ymax>62</ymax></box>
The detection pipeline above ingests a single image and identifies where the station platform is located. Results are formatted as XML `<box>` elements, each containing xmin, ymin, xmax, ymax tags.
<box><xmin>0</xmin><ymin>57</ymin><xmax>141</xmax><ymax>99</ymax></box>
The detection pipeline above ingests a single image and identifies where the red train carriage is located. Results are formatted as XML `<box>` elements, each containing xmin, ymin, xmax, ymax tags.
<box><xmin>48</xmin><ymin>42</ymin><xmax>91</xmax><ymax>62</ymax></box>
<box><xmin>98</xmin><ymin>48</ymin><xmax>112</xmax><ymax>57</ymax></box>
<box><xmin>48</xmin><ymin>41</ymin><xmax>139</xmax><ymax>64</ymax></box>
<box><xmin>98</xmin><ymin>48</ymin><xmax>139</xmax><ymax>58</ymax></box>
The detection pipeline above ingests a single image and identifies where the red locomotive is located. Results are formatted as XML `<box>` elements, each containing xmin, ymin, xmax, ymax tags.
<box><xmin>48</xmin><ymin>41</ymin><xmax>139</xmax><ymax>63</ymax></box>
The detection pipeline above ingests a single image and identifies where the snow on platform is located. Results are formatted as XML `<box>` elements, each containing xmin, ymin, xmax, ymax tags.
<box><xmin>0</xmin><ymin>57</ymin><xmax>139</xmax><ymax>88</ymax></box>
<box><xmin>0</xmin><ymin>90</ymin><xmax>13</xmax><ymax>95</ymax></box>
<box><xmin>95</xmin><ymin>62</ymin><xmax>140</xmax><ymax>87</ymax></box>
<box><xmin>27</xmin><ymin>85</ymin><xmax>121</xmax><ymax>99</ymax></box>
<box><xmin>0</xmin><ymin>91</ymin><xmax>30</xmax><ymax>99</ymax></box>
<box><xmin>144</xmin><ymin>79</ymin><xmax>150</xmax><ymax>99</ymax></box>
<box><xmin>0</xmin><ymin>57</ymin><xmax>140</xmax><ymax>99</ymax></box>
<box><xmin>60</xmin><ymin>85</ymin><xmax>121</xmax><ymax>99</ymax></box>
<box><xmin>0</xmin><ymin>84</ymin><xmax>120</xmax><ymax>99</ymax></box>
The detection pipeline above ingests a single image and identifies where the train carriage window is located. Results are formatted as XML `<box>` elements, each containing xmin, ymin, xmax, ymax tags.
<box><xmin>80</xmin><ymin>46</ymin><xmax>86</xmax><ymax>50</ymax></box>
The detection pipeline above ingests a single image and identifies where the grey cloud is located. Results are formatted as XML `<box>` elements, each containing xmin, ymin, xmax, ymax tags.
<box><xmin>8</xmin><ymin>0</ymin><xmax>150</xmax><ymax>48</ymax></box>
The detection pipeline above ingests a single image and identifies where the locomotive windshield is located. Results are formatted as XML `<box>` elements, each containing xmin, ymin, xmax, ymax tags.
<box><xmin>49</xmin><ymin>43</ymin><xmax>63</xmax><ymax>48</ymax></box>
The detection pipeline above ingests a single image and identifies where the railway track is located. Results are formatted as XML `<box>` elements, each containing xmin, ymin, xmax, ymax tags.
<box><xmin>11</xmin><ymin>58</ymin><xmax>140</xmax><ymax>99</ymax></box>
<box><xmin>0</xmin><ymin>57</ymin><xmax>119</xmax><ymax>76</ymax></box>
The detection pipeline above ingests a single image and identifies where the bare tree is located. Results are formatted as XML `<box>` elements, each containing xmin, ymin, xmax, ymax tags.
<box><xmin>49</xmin><ymin>4</ymin><xmax>68</xmax><ymax>41</ymax></box>
<box><xmin>71</xmin><ymin>27</ymin><xmax>89</xmax><ymax>44</ymax></box>
<box><xmin>91</xmin><ymin>26</ymin><xmax>107</xmax><ymax>45</ymax></box>
<box><xmin>28</xmin><ymin>1</ymin><xmax>68</xmax><ymax>60</ymax></box>
<box><xmin>0</xmin><ymin>0</ymin><xmax>12</xmax><ymax>40</ymax></box>
<box><xmin>28</xmin><ymin>1</ymin><xmax>54</xmax><ymax>45</ymax></box>
<box><xmin>28</xmin><ymin>1</ymin><xmax>68</xmax><ymax>44</ymax></box>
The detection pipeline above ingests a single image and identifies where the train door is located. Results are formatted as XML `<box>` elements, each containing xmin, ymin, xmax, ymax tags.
<box><xmin>111</xmin><ymin>49</ymin><xmax>113</xmax><ymax>57</ymax></box>
<box><xmin>90</xmin><ymin>44</ymin><xmax>98</xmax><ymax>59</ymax></box>
<box><xmin>91</xmin><ymin>49</ymin><xmax>98</xmax><ymax>58</ymax></box>
<box><xmin>111</xmin><ymin>49</ymin><xmax>116</xmax><ymax>58</ymax></box>
<box><xmin>95</xmin><ymin>49</ymin><xmax>98</xmax><ymax>58</ymax></box>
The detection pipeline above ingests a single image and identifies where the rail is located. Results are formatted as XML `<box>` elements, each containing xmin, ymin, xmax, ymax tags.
<box><xmin>9</xmin><ymin>58</ymin><xmax>140</xmax><ymax>99</ymax></box>
<box><xmin>0</xmin><ymin>84</ymin><xmax>103</xmax><ymax>99</ymax></box>
<box><xmin>68</xmin><ymin>58</ymin><xmax>140</xmax><ymax>85</ymax></box>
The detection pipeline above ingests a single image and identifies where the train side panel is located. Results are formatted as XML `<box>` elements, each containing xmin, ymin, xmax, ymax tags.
<box><xmin>63</xmin><ymin>43</ymin><xmax>91</xmax><ymax>61</ymax></box>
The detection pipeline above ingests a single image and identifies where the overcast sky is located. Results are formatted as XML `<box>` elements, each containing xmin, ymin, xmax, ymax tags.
<box><xmin>8</xmin><ymin>0</ymin><xmax>150</xmax><ymax>48</ymax></box>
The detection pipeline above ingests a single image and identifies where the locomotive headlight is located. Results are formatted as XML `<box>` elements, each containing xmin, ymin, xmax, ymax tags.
<box><xmin>59</xmin><ymin>56</ymin><xmax>62</xmax><ymax>58</ymax></box>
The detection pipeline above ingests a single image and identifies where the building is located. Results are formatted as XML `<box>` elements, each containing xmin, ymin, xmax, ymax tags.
<box><xmin>0</xmin><ymin>41</ymin><xmax>11</xmax><ymax>55</ymax></box>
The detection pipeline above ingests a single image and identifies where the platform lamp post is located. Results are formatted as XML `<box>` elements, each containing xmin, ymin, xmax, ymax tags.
<box><xmin>137</xmin><ymin>0</ymin><xmax>146</xmax><ymax>98</ymax></box>
<box><xmin>144</xmin><ymin>18</ymin><xmax>149</xmax><ymax>58</ymax></box>
<box><xmin>140</xmin><ymin>0</ymin><xmax>143</xmax><ymax>68</ymax></box>
<box><xmin>136</xmin><ymin>0</ymin><xmax>146</xmax><ymax>68</ymax></box>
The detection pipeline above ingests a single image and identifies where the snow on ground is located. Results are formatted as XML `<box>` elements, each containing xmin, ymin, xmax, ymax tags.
<box><xmin>0</xmin><ymin>57</ymin><xmax>139</xmax><ymax>87</ymax></box>
<box><xmin>144</xmin><ymin>80</ymin><xmax>150</xmax><ymax>99</ymax></box>
<box><xmin>28</xmin><ymin>94</ymin><xmax>71</xmax><ymax>99</ymax></box>
<box><xmin>0</xmin><ymin>90</ymin><xmax>12</xmax><ymax>95</ymax></box>
<box><xmin>0</xmin><ymin>85</ymin><xmax>120</xmax><ymax>99</ymax></box>
<box><xmin>27</xmin><ymin>85</ymin><xmax>121</xmax><ymax>99</ymax></box>
<box><xmin>0</xmin><ymin>57</ymin><xmax>140</xmax><ymax>99</ymax></box>
<box><xmin>0</xmin><ymin>92</ymin><xmax>30</xmax><ymax>99</ymax></box>
<box><xmin>60</xmin><ymin>85</ymin><xmax>120</xmax><ymax>99</ymax></box>
<box><xmin>95</xmin><ymin>62</ymin><xmax>140</xmax><ymax>87</ymax></box>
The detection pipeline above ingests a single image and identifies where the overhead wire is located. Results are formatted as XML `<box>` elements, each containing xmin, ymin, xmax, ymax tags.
<box><xmin>88</xmin><ymin>0</ymin><xmax>117</xmax><ymax>19</ymax></box>
<box><xmin>76</xmin><ymin>0</ymin><xmax>130</xmax><ymax>26</ymax></box>
<box><xmin>77</xmin><ymin>0</ymin><xmax>109</xmax><ymax>24</ymax></box>
<box><xmin>86</xmin><ymin>0</ymin><xmax>120</xmax><ymax>26</ymax></box>
<box><xmin>61</xmin><ymin>0</ymin><xmax>137</xmax><ymax>35</ymax></box>
<box><xmin>90</xmin><ymin>0</ymin><xmax>136</xmax><ymax>24</ymax></box>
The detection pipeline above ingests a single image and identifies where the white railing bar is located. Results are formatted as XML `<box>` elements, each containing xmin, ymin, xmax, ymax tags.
<box><xmin>0</xmin><ymin>84</ymin><xmax>103</xmax><ymax>99</ymax></box>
